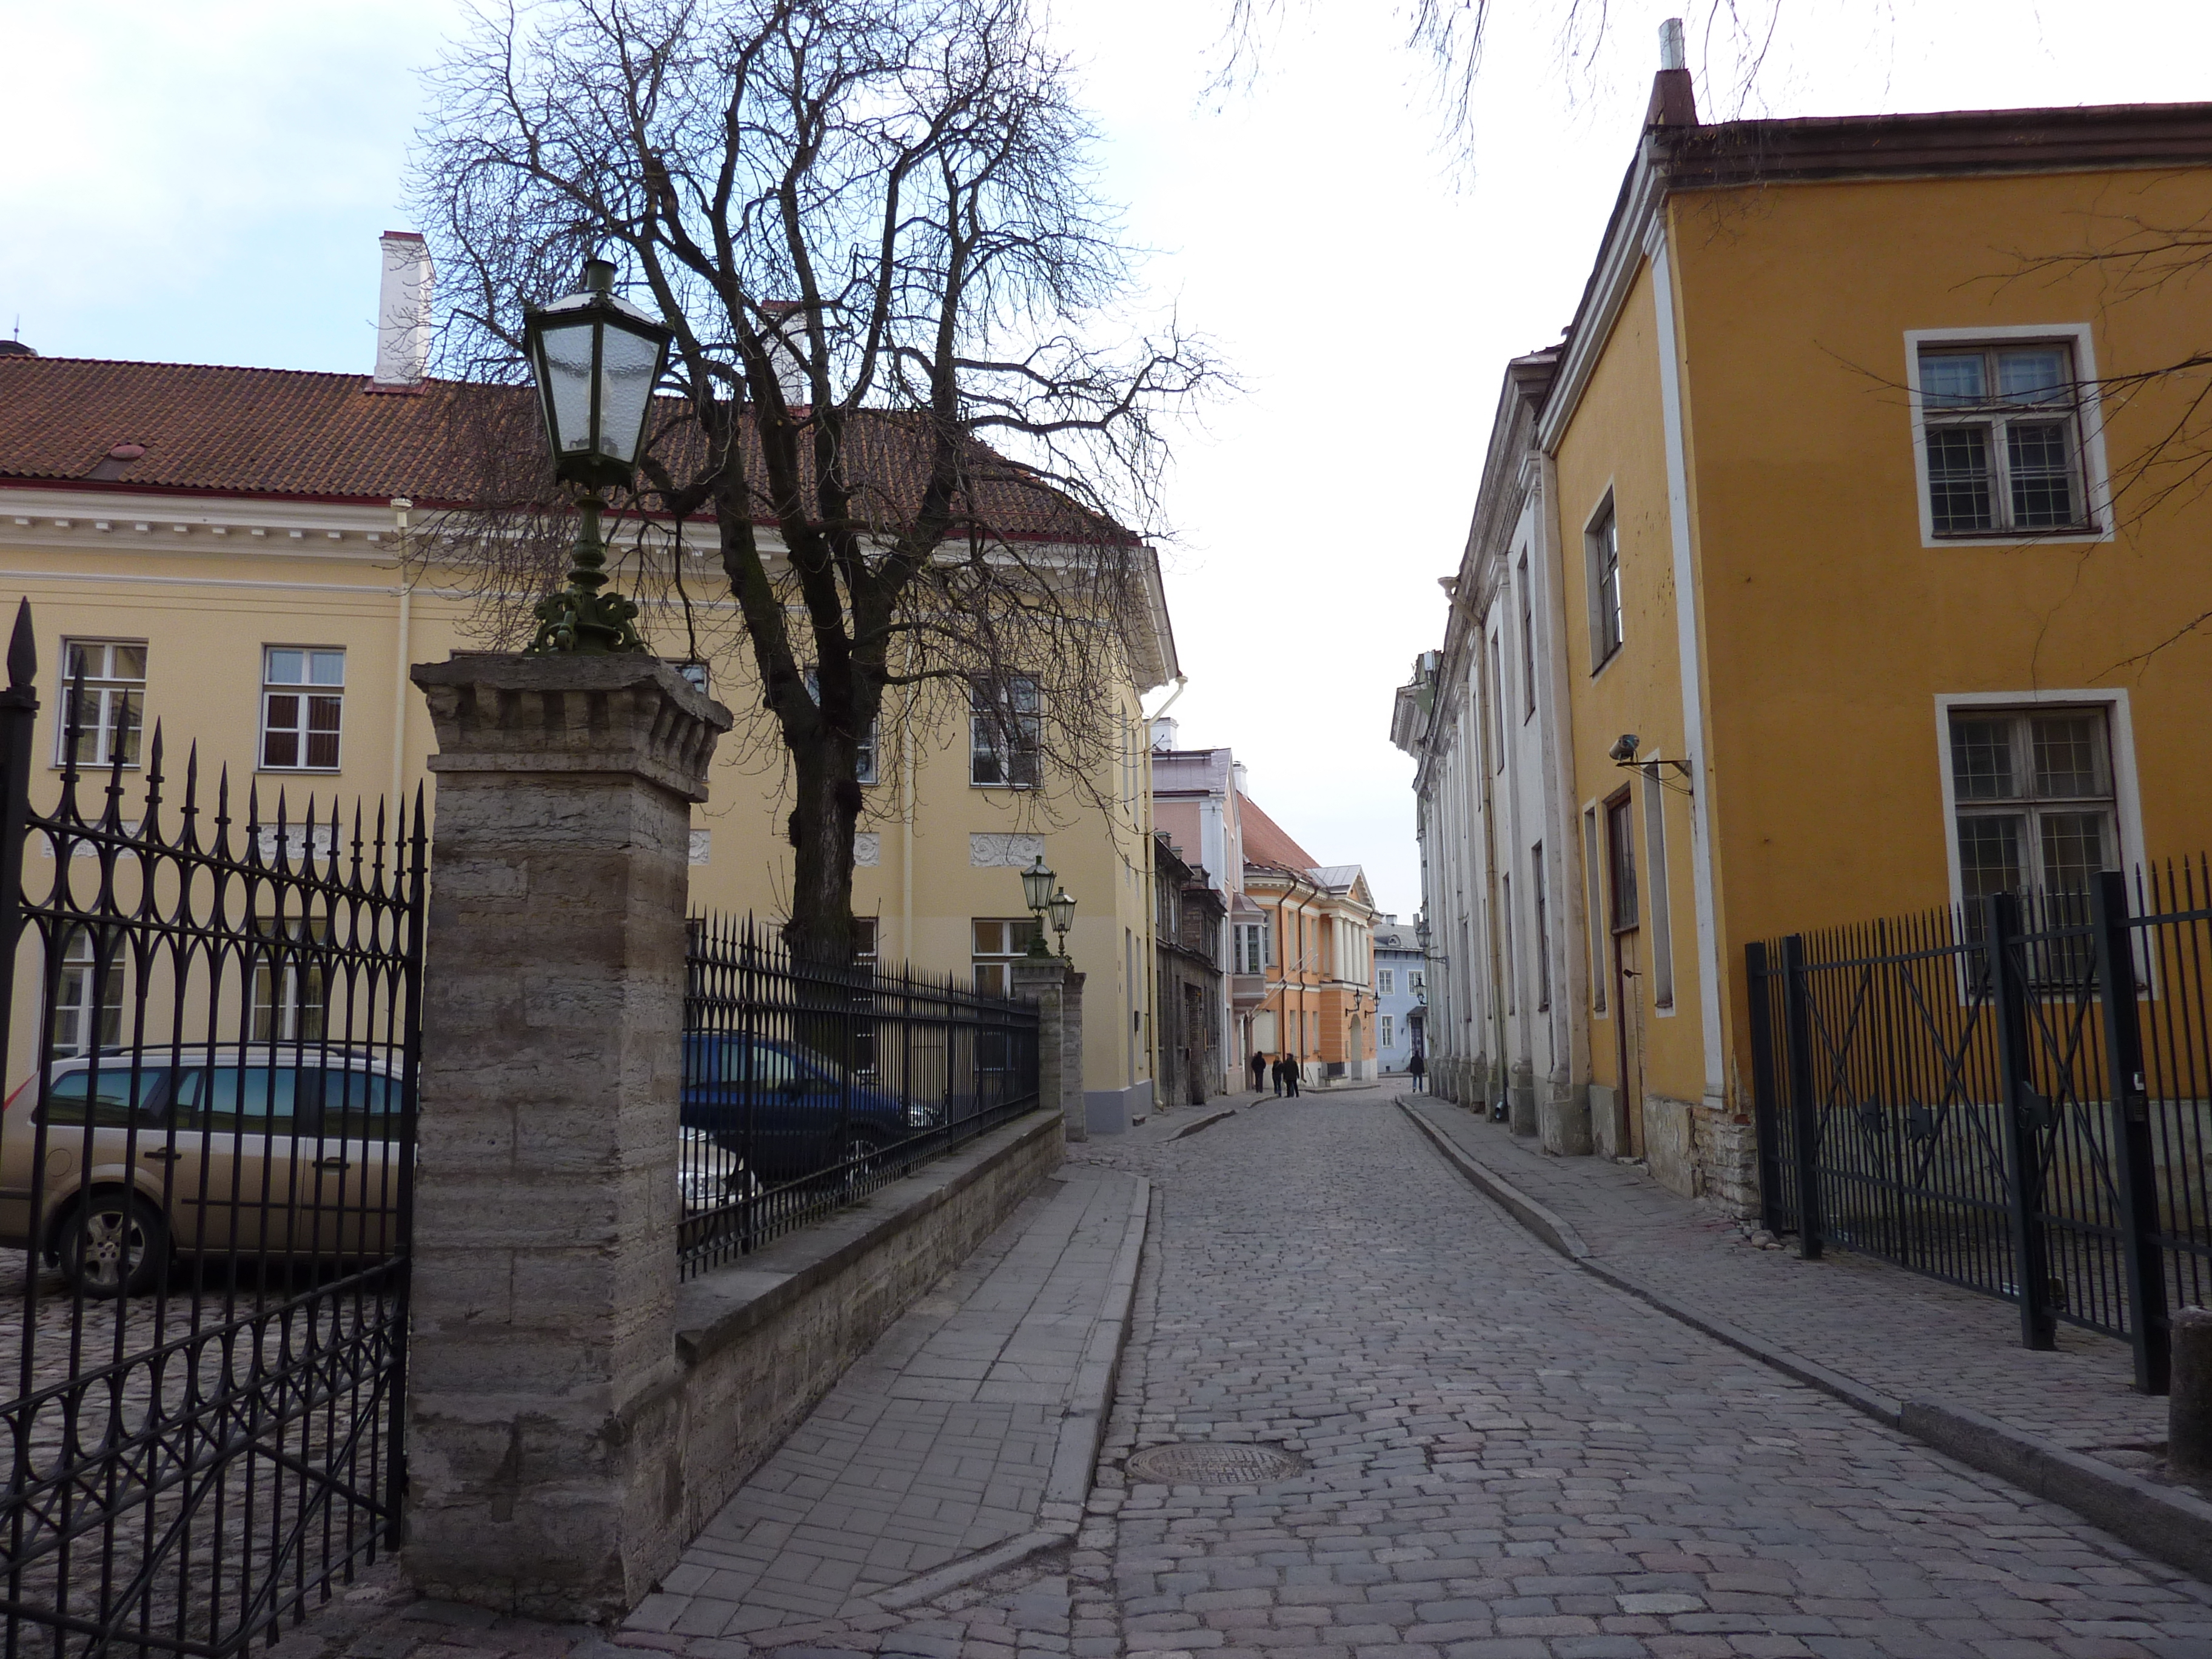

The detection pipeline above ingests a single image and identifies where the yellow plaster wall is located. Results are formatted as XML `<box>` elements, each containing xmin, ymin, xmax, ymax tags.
<box><xmin>1549</xmin><ymin>263</ymin><xmax>1709</xmax><ymax>1111</ymax></box>
<box><xmin>0</xmin><ymin>531</ymin><xmax>1152</xmax><ymax>1097</ymax></box>
<box><xmin>1667</xmin><ymin>169</ymin><xmax>2212</xmax><ymax>959</ymax></box>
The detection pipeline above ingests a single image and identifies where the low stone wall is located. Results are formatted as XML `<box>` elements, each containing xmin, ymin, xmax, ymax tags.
<box><xmin>666</xmin><ymin>1107</ymin><xmax>1065</xmax><ymax>1539</ymax></box>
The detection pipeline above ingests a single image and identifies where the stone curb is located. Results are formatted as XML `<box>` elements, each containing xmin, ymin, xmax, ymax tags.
<box><xmin>1169</xmin><ymin>1107</ymin><xmax>1238</xmax><ymax>1140</ymax></box>
<box><xmin>1397</xmin><ymin>1098</ymin><xmax>1590</xmax><ymax>1260</ymax></box>
<box><xmin>1396</xmin><ymin>1093</ymin><xmax>2212</xmax><ymax>1587</ymax></box>
<box><xmin>850</xmin><ymin>1172</ymin><xmax>1153</xmax><ymax>1615</ymax></box>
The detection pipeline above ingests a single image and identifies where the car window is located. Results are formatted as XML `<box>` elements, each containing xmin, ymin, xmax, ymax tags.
<box><xmin>320</xmin><ymin>1068</ymin><xmax>401</xmax><ymax>1141</ymax></box>
<box><xmin>42</xmin><ymin>1067</ymin><xmax>169</xmax><ymax>1125</ymax></box>
<box><xmin>173</xmin><ymin>1067</ymin><xmax>302</xmax><ymax>1135</ymax></box>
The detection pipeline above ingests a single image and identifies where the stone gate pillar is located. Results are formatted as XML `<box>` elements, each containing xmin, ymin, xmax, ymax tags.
<box><xmin>1013</xmin><ymin>956</ymin><xmax>1086</xmax><ymax>1144</ymax></box>
<box><xmin>402</xmin><ymin>654</ymin><xmax>731</xmax><ymax>1620</ymax></box>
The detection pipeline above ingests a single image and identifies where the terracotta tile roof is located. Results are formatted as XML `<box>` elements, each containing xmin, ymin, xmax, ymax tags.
<box><xmin>1236</xmin><ymin>792</ymin><xmax>1319</xmax><ymax>872</ymax></box>
<box><xmin>0</xmin><ymin>354</ymin><xmax>1133</xmax><ymax>545</ymax></box>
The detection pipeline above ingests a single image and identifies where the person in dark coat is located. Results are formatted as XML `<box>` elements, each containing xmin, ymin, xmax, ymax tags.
<box><xmin>1281</xmin><ymin>1054</ymin><xmax>1301</xmax><ymax>1098</ymax></box>
<box><xmin>1407</xmin><ymin>1049</ymin><xmax>1427</xmax><ymax>1091</ymax></box>
<box><xmin>1249</xmin><ymin>1050</ymin><xmax>1267</xmax><ymax>1092</ymax></box>
<box><xmin>1269</xmin><ymin>1054</ymin><xmax>1287</xmax><ymax>1097</ymax></box>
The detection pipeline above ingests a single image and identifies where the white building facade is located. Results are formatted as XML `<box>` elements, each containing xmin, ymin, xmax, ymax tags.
<box><xmin>1392</xmin><ymin>350</ymin><xmax>1595</xmax><ymax>1152</ymax></box>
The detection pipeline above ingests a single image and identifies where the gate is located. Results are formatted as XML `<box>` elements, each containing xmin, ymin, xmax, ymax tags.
<box><xmin>1748</xmin><ymin>862</ymin><xmax>2212</xmax><ymax>1393</ymax></box>
<box><xmin>0</xmin><ymin>605</ymin><xmax>426</xmax><ymax>1657</ymax></box>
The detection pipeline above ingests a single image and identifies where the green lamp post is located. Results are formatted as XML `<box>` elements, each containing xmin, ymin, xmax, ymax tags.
<box><xmin>1019</xmin><ymin>854</ymin><xmax>1057</xmax><ymax>958</ymax></box>
<box><xmin>1047</xmin><ymin>885</ymin><xmax>1076</xmax><ymax>959</ymax></box>
<box><xmin>523</xmin><ymin>257</ymin><xmax>675</xmax><ymax>654</ymax></box>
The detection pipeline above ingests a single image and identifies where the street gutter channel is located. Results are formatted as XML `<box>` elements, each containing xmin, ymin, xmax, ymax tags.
<box><xmin>1396</xmin><ymin>1094</ymin><xmax>2212</xmax><ymax>1587</ymax></box>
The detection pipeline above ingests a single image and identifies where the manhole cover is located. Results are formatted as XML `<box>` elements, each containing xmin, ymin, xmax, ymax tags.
<box><xmin>1125</xmin><ymin>1443</ymin><xmax>1305</xmax><ymax>1486</ymax></box>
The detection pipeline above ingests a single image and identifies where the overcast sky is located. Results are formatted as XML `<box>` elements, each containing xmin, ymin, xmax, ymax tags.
<box><xmin>6</xmin><ymin>0</ymin><xmax>2210</xmax><ymax>919</ymax></box>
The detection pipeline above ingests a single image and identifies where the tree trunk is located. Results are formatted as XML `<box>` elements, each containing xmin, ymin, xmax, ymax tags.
<box><xmin>783</xmin><ymin>729</ymin><xmax>863</xmax><ymax>967</ymax></box>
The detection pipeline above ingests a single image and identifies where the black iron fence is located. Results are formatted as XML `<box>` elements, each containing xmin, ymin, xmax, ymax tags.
<box><xmin>1748</xmin><ymin>862</ymin><xmax>2212</xmax><ymax>1393</ymax></box>
<box><xmin>678</xmin><ymin>914</ymin><xmax>1042</xmax><ymax>1279</ymax></box>
<box><xmin>0</xmin><ymin>605</ymin><xmax>425</xmax><ymax>1658</ymax></box>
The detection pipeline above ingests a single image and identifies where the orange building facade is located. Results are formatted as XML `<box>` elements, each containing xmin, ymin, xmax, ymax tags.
<box><xmin>1238</xmin><ymin>796</ymin><xmax>1379</xmax><ymax>1085</ymax></box>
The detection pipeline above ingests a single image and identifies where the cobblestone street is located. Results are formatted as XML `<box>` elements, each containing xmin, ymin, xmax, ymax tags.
<box><xmin>1071</xmin><ymin>1096</ymin><xmax>2212</xmax><ymax>1659</ymax></box>
<box><xmin>285</xmin><ymin>1094</ymin><xmax>2212</xmax><ymax>1659</ymax></box>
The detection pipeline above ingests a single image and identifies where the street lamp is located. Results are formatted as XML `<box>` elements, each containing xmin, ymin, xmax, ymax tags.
<box><xmin>523</xmin><ymin>256</ymin><xmax>675</xmax><ymax>655</ymax></box>
<box><xmin>1019</xmin><ymin>854</ymin><xmax>1056</xmax><ymax>957</ymax></box>
<box><xmin>1047</xmin><ymin>886</ymin><xmax>1076</xmax><ymax>959</ymax></box>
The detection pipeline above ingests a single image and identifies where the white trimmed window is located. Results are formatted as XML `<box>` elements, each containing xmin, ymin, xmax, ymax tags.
<box><xmin>1917</xmin><ymin>341</ymin><xmax>2093</xmax><ymax>536</ymax></box>
<box><xmin>57</xmin><ymin>640</ymin><xmax>146</xmax><ymax>768</ymax></box>
<box><xmin>1378</xmin><ymin>968</ymin><xmax>1394</xmax><ymax>995</ymax></box>
<box><xmin>970</xmin><ymin>675</ymin><xmax>1039</xmax><ymax>787</ymax></box>
<box><xmin>971</xmin><ymin>917</ymin><xmax>1042</xmax><ymax>995</ymax></box>
<box><xmin>1233</xmin><ymin>918</ymin><xmax>1269</xmax><ymax>974</ymax></box>
<box><xmin>50</xmin><ymin>925</ymin><xmax>124</xmax><ymax>1057</ymax></box>
<box><xmin>805</xmin><ymin>670</ymin><xmax>880</xmax><ymax>783</ymax></box>
<box><xmin>1948</xmin><ymin>705</ymin><xmax>2119</xmax><ymax>901</ymax></box>
<box><xmin>1381</xmin><ymin>1014</ymin><xmax>1394</xmax><ymax>1048</ymax></box>
<box><xmin>260</xmin><ymin>648</ymin><xmax>344</xmax><ymax>770</ymax></box>
<box><xmin>1586</xmin><ymin>501</ymin><xmax>1622</xmax><ymax>669</ymax></box>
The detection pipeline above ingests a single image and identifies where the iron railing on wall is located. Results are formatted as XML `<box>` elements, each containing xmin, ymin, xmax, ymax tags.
<box><xmin>677</xmin><ymin>914</ymin><xmax>1042</xmax><ymax>1280</ymax></box>
<box><xmin>1747</xmin><ymin>862</ymin><xmax>2212</xmax><ymax>1393</ymax></box>
<box><xmin>0</xmin><ymin>603</ymin><xmax>427</xmax><ymax>1658</ymax></box>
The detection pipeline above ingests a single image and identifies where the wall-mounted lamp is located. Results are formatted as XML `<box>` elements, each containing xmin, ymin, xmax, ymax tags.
<box><xmin>1610</xmin><ymin>732</ymin><xmax>1693</xmax><ymax>794</ymax></box>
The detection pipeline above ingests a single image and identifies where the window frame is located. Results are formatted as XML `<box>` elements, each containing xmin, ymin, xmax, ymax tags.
<box><xmin>969</xmin><ymin>674</ymin><xmax>1041</xmax><ymax>788</ymax></box>
<box><xmin>970</xmin><ymin>916</ymin><xmax>1044</xmax><ymax>996</ymax></box>
<box><xmin>55</xmin><ymin>638</ymin><xmax>149</xmax><ymax>770</ymax></box>
<box><xmin>1905</xmin><ymin>324</ymin><xmax>2112</xmax><ymax>549</ymax></box>
<box><xmin>1517</xmin><ymin>552</ymin><xmax>1537</xmax><ymax>722</ymax></box>
<box><xmin>1934</xmin><ymin>691</ymin><xmax>2142</xmax><ymax>919</ymax></box>
<box><xmin>1640</xmin><ymin>773</ymin><xmax>1676</xmax><ymax>1013</ymax></box>
<box><xmin>1584</xmin><ymin>494</ymin><xmax>1623</xmax><ymax>673</ymax></box>
<box><xmin>1581</xmin><ymin>804</ymin><xmax>1607</xmax><ymax>1016</ymax></box>
<box><xmin>259</xmin><ymin>646</ymin><xmax>346</xmax><ymax>772</ymax></box>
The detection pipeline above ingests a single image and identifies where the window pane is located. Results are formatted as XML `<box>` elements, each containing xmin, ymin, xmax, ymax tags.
<box><xmin>1950</xmin><ymin>715</ymin><xmax>2017</xmax><ymax>800</ymax></box>
<box><xmin>263</xmin><ymin>694</ymin><xmax>300</xmax><ymax>768</ymax></box>
<box><xmin>266</xmin><ymin>649</ymin><xmax>304</xmax><ymax>685</ymax></box>
<box><xmin>2038</xmin><ymin>810</ymin><xmax>2108</xmax><ymax>894</ymax></box>
<box><xmin>1958</xmin><ymin>814</ymin><xmax>2025</xmax><ymax>901</ymax></box>
<box><xmin>177</xmin><ymin>1067</ymin><xmax>300</xmax><ymax>1134</ymax></box>
<box><xmin>1921</xmin><ymin>352</ymin><xmax>1987</xmax><ymax>407</ymax></box>
<box><xmin>2007</xmin><ymin>421</ymin><xmax>2076</xmax><ymax>527</ymax></box>
<box><xmin>45</xmin><ymin>1068</ymin><xmax>167</xmax><ymax>1125</ymax></box>
<box><xmin>1997</xmin><ymin>348</ymin><xmax>2069</xmax><ymax>404</ymax></box>
<box><xmin>1926</xmin><ymin>425</ymin><xmax>1994</xmax><ymax>532</ymax></box>
<box><xmin>2031</xmin><ymin>712</ymin><xmax>2106</xmax><ymax>798</ymax></box>
<box><xmin>309</xmin><ymin>651</ymin><xmax>346</xmax><ymax>686</ymax></box>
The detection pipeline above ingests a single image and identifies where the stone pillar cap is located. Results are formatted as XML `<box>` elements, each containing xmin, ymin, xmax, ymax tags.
<box><xmin>412</xmin><ymin>652</ymin><xmax>734</xmax><ymax>803</ymax></box>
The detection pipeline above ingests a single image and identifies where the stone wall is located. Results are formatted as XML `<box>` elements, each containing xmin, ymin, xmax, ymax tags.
<box><xmin>667</xmin><ymin>1108</ymin><xmax>1064</xmax><ymax>1538</ymax></box>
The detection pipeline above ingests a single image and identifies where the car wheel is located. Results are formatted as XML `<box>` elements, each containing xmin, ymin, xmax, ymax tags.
<box><xmin>59</xmin><ymin>1192</ymin><xmax>169</xmax><ymax>1299</ymax></box>
<box><xmin>840</xmin><ymin>1133</ymin><xmax>885</xmax><ymax>1181</ymax></box>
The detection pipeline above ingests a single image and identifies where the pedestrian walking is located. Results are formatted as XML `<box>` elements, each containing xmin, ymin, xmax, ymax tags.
<box><xmin>1283</xmin><ymin>1056</ymin><xmax>1301</xmax><ymax>1098</ymax></box>
<box><xmin>1248</xmin><ymin>1049</ymin><xmax>1267</xmax><ymax>1092</ymax></box>
<box><xmin>1269</xmin><ymin>1054</ymin><xmax>1286</xmax><ymax>1097</ymax></box>
<box><xmin>1407</xmin><ymin>1048</ymin><xmax>1426</xmax><ymax>1092</ymax></box>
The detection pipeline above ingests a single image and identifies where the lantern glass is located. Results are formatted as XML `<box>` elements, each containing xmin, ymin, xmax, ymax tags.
<box><xmin>1020</xmin><ymin>854</ymin><xmax>1056</xmax><ymax>913</ymax></box>
<box><xmin>597</xmin><ymin>322</ymin><xmax>664</xmax><ymax>463</ymax></box>
<box><xmin>1047</xmin><ymin>887</ymin><xmax>1075</xmax><ymax>934</ymax></box>
<box><xmin>532</xmin><ymin>313</ymin><xmax>600</xmax><ymax>460</ymax></box>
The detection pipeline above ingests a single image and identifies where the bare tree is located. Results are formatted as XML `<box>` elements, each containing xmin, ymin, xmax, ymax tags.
<box><xmin>411</xmin><ymin>0</ymin><xmax>1217</xmax><ymax>963</ymax></box>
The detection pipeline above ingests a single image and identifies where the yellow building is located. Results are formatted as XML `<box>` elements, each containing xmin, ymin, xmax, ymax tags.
<box><xmin>1401</xmin><ymin>79</ymin><xmax>2212</xmax><ymax>1205</ymax></box>
<box><xmin>0</xmin><ymin>350</ymin><xmax>1175</xmax><ymax>1130</ymax></box>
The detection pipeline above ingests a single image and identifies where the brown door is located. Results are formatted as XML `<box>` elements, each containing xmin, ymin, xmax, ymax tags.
<box><xmin>1606</xmin><ymin>794</ymin><xmax>1645</xmax><ymax>1158</ymax></box>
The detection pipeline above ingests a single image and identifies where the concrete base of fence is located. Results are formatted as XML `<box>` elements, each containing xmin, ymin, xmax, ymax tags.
<box><xmin>669</xmin><ymin>1105</ymin><xmax>1065</xmax><ymax>1541</ymax></box>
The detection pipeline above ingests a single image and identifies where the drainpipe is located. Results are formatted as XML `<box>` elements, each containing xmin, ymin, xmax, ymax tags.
<box><xmin>389</xmin><ymin>498</ymin><xmax>414</xmax><ymax>813</ymax></box>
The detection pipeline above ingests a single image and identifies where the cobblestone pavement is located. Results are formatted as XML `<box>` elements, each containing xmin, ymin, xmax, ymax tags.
<box><xmin>625</xmin><ymin>1168</ymin><xmax>1144</xmax><ymax>1634</ymax></box>
<box><xmin>275</xmin><ymin>1094</ymin><xmax>2210</xmax><ymax>1659</ymax></box>
<box><xmin>1399</xmin><ymin>1096</ymin><xmax>2171</xmax><ymax>1462</ymax></box>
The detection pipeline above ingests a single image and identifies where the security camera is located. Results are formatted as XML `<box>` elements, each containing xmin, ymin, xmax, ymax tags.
<box><xmin>1608</xmin><ymin>732</ymin><xmax>1640</xmax><ymax>763</ymax></box>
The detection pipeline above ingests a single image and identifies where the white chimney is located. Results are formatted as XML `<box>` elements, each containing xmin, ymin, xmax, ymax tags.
<box><xmin>760</xmin><ymin>302</ymin><xmax>812</xmax><ymax>407</ymax></box>
<box><xmin>1658</xmin><ymin>16</ymin><xmax>1686</xmax><ymax>71</ymax></box>
<box><xmin>374</xmin><ymin>231</ymin><xmax>434</xmax><ymax>388</ymax></box>
<box><xmin>1150</xmin><ymin>717</ymin><xmax>1179</xmax><ymax>752</ymax></box>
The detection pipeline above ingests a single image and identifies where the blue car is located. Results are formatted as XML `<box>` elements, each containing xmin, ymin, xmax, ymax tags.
<box><xmin>680</xmin><ymin>1034</ymin><xmax>935</xmax><ymax>1179</ymax></box>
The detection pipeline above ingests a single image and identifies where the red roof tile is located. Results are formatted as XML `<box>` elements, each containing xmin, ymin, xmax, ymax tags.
<box><xmin>1237</xmin><ymin>793</ymin><xmax>1320</xmax><ymax>872</ymax></box>
<box><xmin>0</xmin><ymin>355</ymin><xmax>1133</xmax><ymax>545</ymax></box>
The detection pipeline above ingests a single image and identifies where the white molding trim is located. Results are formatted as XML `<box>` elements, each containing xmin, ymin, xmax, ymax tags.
<box><xmin>1931</xmin><ymin>688</ymin><xmax>2145</xmax><ymax>910</ymax></box>
<box><xmin>1537</xmin><ymin>142</ymin><xmax>1667</xmax><ymax>454</ymax></box>
<box><xmin>1902</xmin><ymin>324</ymin><xmax>2116</xmax><ymax>550</ymax></box>
<box><xmin>1647</xmin><ymin>231</ymin><xmax>1726</xmax><ymax>1100</ymax></box>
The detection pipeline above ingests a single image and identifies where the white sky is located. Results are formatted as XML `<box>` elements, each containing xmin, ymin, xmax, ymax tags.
<box><xmin>5</xmin><ymin>0</ymin><xmax>2210</xmax><ymax>919</ymax></box>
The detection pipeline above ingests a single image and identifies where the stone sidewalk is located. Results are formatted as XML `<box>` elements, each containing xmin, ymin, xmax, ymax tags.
<box><xmin>625</xmin><ymin>1167</ymin><xmax>1147</xmax><ymax>1637</ymax></box>
<box><xmin>1397</xmin><ymin>1094</ymin><xmax>2187</xmax><ymax>1472</ymax></box>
